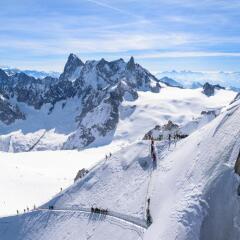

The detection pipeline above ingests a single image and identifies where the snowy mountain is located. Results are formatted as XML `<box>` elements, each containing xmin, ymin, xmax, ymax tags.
<box><xmin>159</xmin><ymin>76</ymin><xmax>183</xmax><ymax>88</ymax></box>
<box><xmin>1</xmin><ymin>66</ymin><xmax>60</xmax><ymax>79</ymax></box>
<box><xmin>0</xmin><ymin>54</ymin><xmax>237</xmax><ymax>152</ymax></box>
<box><xmin>0</xmin><ymin>96</ymin><xmax>239</xmax><ymax>240</ymax></box>
<box><xmin>0</xmin><ymin>54</ymin><xmax>160</xmax><ymax>152</ymax></box>
<box><xmin>156</xmin><ymin>70</ymin><xmax>240</xmax><ymax>89</ymax></box>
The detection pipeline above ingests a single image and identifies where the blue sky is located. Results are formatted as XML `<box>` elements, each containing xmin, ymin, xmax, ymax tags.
<box><xmin>1</xmin><ymin>0</ymin><xmax>240</xmax><ymax>72</ymax></box>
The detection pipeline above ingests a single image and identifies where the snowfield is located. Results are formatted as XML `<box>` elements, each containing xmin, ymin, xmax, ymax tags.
<box><xmin>0</xmin><ymin>93</ymin><xmax>239</xmax><ymax>239</ymax></box>
<box><xmin>0</xmin><ymin>145</ymin><xmax>122</xmax><ymax>216</ymax></box>
<box><xmin>0</xmin><ymin>86</ymin><xmax>236</xmax><ymax>152</ymax></box>
<box><xmin>0</xmin><ymin>87</ymin><xmax>236</xmax><ymax>218</ymax></box>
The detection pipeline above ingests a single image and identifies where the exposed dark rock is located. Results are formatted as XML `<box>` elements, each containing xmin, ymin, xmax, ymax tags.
<box><xmin>126</xmin><ymin>56</ymin><xmax>135</xmax><ymax>71</ymax></box>
<box><xmin>59</xmin><ymin>53</ymin><xmax>84</xmax><ymax>81</ymax></box>
<box><xmin>0</xmin><ymin>97</ymin><xmax>25</xmax><ymax>125</ymax></box>
<box><xmin>74</xmin><ymin>168</ymin><xmax>89</xmax><ymax>182</ymax></box>
<box><xmin>203</xmin><ymin>82</ymin><xmax>215</xmax><ymax>97</ymax></box>
<box><xmin>143</xmin><ymin>120</ymin><xmax>179</xmax><ymax>140</ymax></box>
<box><xmin>202</xmin><ymin>82</ymin><xmax>225</xmax><ymax>97</ymax></box>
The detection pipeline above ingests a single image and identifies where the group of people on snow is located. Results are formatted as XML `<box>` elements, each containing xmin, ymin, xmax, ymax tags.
<box><xmin>91</xmin><ymin>207</ymin><xmax>108</xmax><ymax>215</ymax></box>
<box><xmin>146</xmin><ymin>198</ymin><xmax>152</xmax><ymax>226</ymax></box>
<box><xmin>105</xmin><ymin>152</ymin><xmax>112</xmax><ymax>160</ymax></box>
<box><xmin>17</xmin><ymin>205</ymin><xmax>36</xmax><ymax>215</ymax></box>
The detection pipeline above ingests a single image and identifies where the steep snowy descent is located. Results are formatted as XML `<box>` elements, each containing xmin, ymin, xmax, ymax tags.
<box><xmin>0</xmin><ymin>99</ymin><xmax>240</xmax><ymax>240</ymax></box>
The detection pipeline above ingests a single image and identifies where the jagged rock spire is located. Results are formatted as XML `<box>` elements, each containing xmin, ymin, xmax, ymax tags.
<box><xmin>59</xmin><ymin>53</ymin><xmax>84</xmax><ymax>81</ymax></box>
<box><xmin>64</xmin><ymin>53</ymin><xmax>84</xmax><ymax>72</ymax></box>
<box><xmin>126</xmin><ymin>56</ymin><xmax>135</xmax><ymax>71</ymax></box>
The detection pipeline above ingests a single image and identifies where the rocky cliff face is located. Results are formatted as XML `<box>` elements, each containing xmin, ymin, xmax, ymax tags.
<box><xmin>0</xmin><ymin>54</ymin><xmax>161</xmax><ymax>150</ymax></box>
<box><xmin>202</xmin><ymin>82</ymin><xmax>225</xmax><ymax>97</ymax></box>
<box><xmin>64</xmin><ymin>80</ymin><xmax>138</xmax><ymax>149</ymax></box>
<box><xmin>202</xmin><ymin>83</ymin><xmax>215</xmax><ymax>97</ymax></box>
<box><xmin>0</xmin><ymin>96</ymin><xmax>25</xmax><ymax>125</ymax></box>
<box><xmin>59</xmin><ymin>53</ymin><xmax>84</xmax><ymax>82</ymax></box>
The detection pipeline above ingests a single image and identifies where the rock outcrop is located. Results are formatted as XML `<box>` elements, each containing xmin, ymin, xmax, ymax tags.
<box><xmin>202</xmin><ymin>82</ymin><xmax>225</xmax><ymax>97</ymax></box>
<box><xmin>0</xmin><ymin>96</ymin><xmax>25</xmax><ymax>125</ymax></box>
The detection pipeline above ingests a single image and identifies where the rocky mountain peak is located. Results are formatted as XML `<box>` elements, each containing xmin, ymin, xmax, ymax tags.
<box><xmin>126</xmin><ymin>56</ymin><xmax>135</xmax><ymax>71</ymax></box>
<box><xmin>202</xmin><ymin>82</ymin><xmax>225</xmax><ymax>97</ymax></box>
<box><xmin>203</xmin><ymin>82</ymin><xmax>215</xmax><ymax>97</ymax></box>
<box><xmin>67</xmin><ymin>53</ymin><xmax>84</xmax><ymax>67</ymax></box>
<box><xmin>59</xmin><ymin>53</ymin><xmax>84</xmax><ymax>81</ymax></box>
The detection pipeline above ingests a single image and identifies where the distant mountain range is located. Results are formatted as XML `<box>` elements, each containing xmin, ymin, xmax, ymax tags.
<box><xmin>156</xmin><ymin>70</ymin><xmax>240</xmax><ymax>90</ymax></box>
<box><xmin>1</xmin><ymin>66</ymin><xmax>60</xmax><ymax>79</ymax></box>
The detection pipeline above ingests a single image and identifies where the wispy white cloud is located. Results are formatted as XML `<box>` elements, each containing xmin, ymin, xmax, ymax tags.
<box><xmin>0</xmin><ymin>32</ymin><xmax>194</xmax><ymax>55</ymax></box>
<box><xmin>136</xmin><ymin>51</ymin><xmax>240</xmax><ymax>59</ymax></box>
<box><xmin>1</xmin><ymin>0</ymin><xmax>240</xmax><ymax>71</ymax></box>
<box><xmin>84</xmin><ymin>0</ymin><xmax>140</xmax><ymax>18</ymax></box>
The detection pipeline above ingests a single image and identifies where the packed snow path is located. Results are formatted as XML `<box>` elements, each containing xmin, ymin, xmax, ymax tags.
<box><xmin>0</xmin><ymin>209</ymin><xmax>145</xmax><ymax>240</ymax></box>
<box><xmin>38</xmin><ymin>207</ymin><xmax>148</xmax><ymax>229</ymax></box>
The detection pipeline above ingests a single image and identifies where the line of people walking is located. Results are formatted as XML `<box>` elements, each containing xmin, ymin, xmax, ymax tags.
<box><xmin>151</xmin><ymin>139</ymin><xmax>157</xmax><ymax>165</ymax></box>
<box><xmin>17</xmin><ymin>205</ymin><xmax>36</xmax><ymax>215</ymax></box>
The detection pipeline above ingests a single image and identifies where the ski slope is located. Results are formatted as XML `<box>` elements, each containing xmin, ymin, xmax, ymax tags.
<box><xmin>0</xmin><ymin>98</ymin><xmax>240</xmax><ymax>240</ymax></box>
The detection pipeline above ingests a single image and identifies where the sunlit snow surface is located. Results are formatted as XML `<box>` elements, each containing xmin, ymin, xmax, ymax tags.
<box><xmin>0</xmin><ymin>87</ymin><xmax>236</xmax><ymax>217</ymax></box>
<box><xmin>0</xmin><ymin>99</ymin><xmax>240</xmax><ymax>240</ymax></box>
